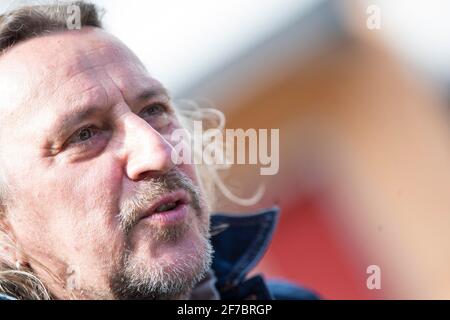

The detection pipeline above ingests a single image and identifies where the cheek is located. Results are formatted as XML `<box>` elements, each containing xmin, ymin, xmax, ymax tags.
<box><xmin>9</xmin><ymin>156</ymin><xmax>126</xmax><ymax>267</ymax></box>
<box><xmin>58</xmin><ymin>159</ymin><xmax>125</xmax><ymax>246</ymax></box>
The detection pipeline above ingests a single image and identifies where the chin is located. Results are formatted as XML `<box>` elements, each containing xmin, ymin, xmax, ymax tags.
<box><xmin>110</xmin><ymin>223</ymin><xmax>213</xmax><ymax>300</ymax></box>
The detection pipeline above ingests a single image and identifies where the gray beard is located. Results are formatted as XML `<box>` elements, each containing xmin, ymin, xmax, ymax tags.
<box><xmin>109</xmin><ymin>223</ymin><xmax>213</xmax><ymax>300</ymax></box>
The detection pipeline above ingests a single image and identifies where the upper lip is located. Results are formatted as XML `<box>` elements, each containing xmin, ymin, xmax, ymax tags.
<box><xmin>138</xmin><ymin>189</ymin><xmax>190</xmax><ymax>220</ymax></box>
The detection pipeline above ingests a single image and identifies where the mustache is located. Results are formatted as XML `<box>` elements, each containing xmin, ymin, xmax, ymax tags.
<box><xmin>118</xmin><ymin>169</ymin><xmax>205</xmax><ymax>235</ymax></box>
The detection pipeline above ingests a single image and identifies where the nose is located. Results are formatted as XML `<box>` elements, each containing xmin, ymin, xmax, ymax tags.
<box><xmin>121</xmin><ymin>113</ymin><xmax>176</xmax><ymax>181</ymax></box>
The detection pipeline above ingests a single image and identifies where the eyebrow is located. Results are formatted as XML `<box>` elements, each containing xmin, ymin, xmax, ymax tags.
<box><xmin>136</xmin><ymin>86</ymin><xmax>171</xmax><ymax>102</ymax></box>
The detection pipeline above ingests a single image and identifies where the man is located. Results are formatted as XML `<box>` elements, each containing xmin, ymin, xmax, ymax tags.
<box><xmin>0</xmin><ymin>1</ymin><xmax>317</xmax><ymax>300</ymax></box>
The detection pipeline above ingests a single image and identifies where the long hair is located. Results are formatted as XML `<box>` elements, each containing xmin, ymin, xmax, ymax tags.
<box><xmin>0</xmin><ymin>0</ymin><xmax>102</xmax><ymax>300</ymax></box>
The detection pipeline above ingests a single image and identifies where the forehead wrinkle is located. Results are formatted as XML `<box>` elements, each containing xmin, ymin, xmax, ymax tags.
<box><xmin>108</xmin><ymin>74</ymin><xmax>165</xmax><ymax>109</ymax></box>
<box><xmin>0</xmin><ymin>29</ymin><xmax>122</xmax><ymax>106</ymax></box>
<box><xmin>62</xmin><ymin>85</ymin><xmax>110</xmax><ymax>118</ymax></box>
<box><xmin>48</xmin><ymin>58</ymin><xmax>118</xmax><ymax>101</ymax></box>
<box><xmin>101</xmin><ymin>58</ymin><xmax>168</xmax><ymax>109</ymax></box>
<box><xmin>39</xmin><ymin>38</ymin><xmax>139</xmax><ymax>101</ymax></box>
<box><xmin>48</xmin><ymin>54</ymin><xmax>145</xmax><ymax>114</ymax></box>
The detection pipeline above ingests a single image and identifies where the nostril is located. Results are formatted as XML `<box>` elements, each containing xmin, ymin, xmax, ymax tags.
<box><xmin>134</xmin><ymin>170</ymin><xmax>158</xmax><ymax>181</ymax></box>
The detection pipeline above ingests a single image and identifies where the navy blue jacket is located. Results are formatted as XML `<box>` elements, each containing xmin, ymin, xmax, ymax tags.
<box><xmin>211</xmin><ymin>207</ymin><xmax>318</xmax><ymax>300</ymax></box>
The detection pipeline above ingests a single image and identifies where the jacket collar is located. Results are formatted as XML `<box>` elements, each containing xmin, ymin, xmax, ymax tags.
<box><xmin>209</xmin><ymin>207</ymin><xmax>279</xmax><ymax>291</ymax></box>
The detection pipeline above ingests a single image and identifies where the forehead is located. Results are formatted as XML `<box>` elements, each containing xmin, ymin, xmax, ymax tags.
<box><xmin>0</xmin><ymin>27</ymin><xmax>160</xmax><ymax>129</ymax></box>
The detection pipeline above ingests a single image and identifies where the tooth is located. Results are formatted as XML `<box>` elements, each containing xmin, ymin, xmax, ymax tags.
<box><xmin>155</xmin><ymin>202</ymin><xmax>176</xmax><ymax>213</ymax></box>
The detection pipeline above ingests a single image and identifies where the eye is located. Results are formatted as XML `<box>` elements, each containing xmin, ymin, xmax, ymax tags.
<box><xmin>79</xmin><ymin>128</ymin><xmax>95</xmax><ymax>141</ymax></box>
<box><xmin>61</xmin><ymin>124</ymin><xmax>110</xmax><ymax>157</ymax></box>
<box><xmin>139</xmin><ymin>103</ymin><xmax>167</xmax><ymax>118</ymax></box>
<box><xmin>139</xmin><ymin>103</ymin><xmax>174</xmax><ymax>131</ymax></box>
<box><xmin>67</xmin><ymin>126</ymin><xmax>99</xmax><ymax>145</ymax></box>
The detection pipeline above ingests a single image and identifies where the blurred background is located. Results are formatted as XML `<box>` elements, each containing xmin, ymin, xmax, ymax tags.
<box><xmin>5</xmin><ymin>0</ymin><xmax>450</xmax><ymax>299</ymax></box>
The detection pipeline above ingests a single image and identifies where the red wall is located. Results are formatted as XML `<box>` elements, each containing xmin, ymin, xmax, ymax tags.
<box><xmin>253</xmin><ymin>194</ymin><xmax>385</xmax><ymax>299</ymax></box>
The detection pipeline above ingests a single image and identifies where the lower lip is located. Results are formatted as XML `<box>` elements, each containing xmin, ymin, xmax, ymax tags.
<box><xmin>141</xmin><ymin>204</ymin><xmax>188</xmax><ymax>225</ymax></box>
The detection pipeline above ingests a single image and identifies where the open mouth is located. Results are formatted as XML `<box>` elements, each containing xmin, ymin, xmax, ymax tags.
<box><xmin>154</xmin><ymin>199</ymin><xmax>185</xmax><ymax>213</ymax></box>
<box><xmin>139</xmin><ymin>190</ymin><xmax>190</xmax><ymax>224</ymax></box>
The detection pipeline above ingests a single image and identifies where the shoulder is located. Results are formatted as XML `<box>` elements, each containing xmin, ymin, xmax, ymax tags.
<box><xmin>267</xmin><ymin>280</ymin><xmax>320</xmax><ymax>300</ymax></box>
<box><xmin>210</xmin><ymin>207</ymin><xmax>321</xmax><ymax>300</ymax></box>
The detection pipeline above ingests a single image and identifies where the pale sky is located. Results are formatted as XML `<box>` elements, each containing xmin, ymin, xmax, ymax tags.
<box><xmin>1</xmin><ymin>0</ymin><xmax>449</xmax><ymax>92</ymax></box>
<box><xmin>93</xmin><ymin>0</ymin><xmax>323</xmax><ymax>93</ymax></box>
<box><xmin>0</xmin><ymin>0</ymin><xmax>323</xmax><ymax>93</ymax></box>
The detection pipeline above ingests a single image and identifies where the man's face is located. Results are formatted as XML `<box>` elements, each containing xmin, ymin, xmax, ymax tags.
<box><xmin>0</xmin><ymin>27</ymin><xmax>212</xmax><ymax>299</ymax></box>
